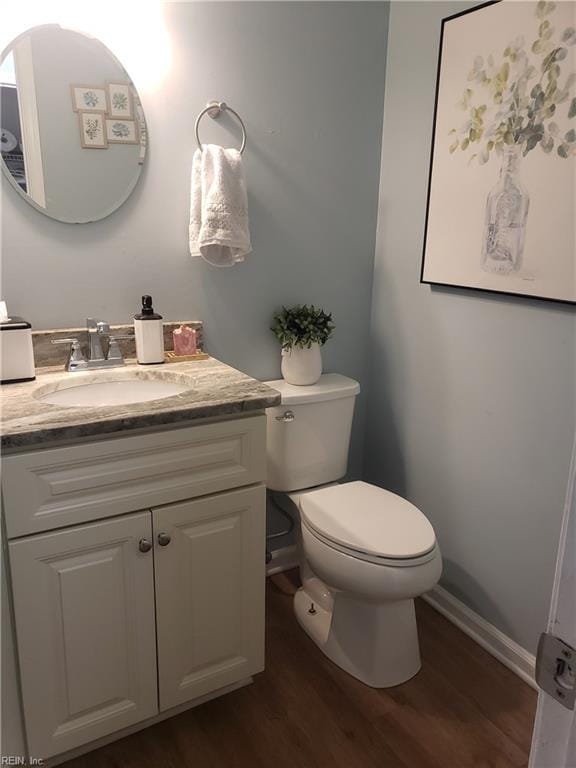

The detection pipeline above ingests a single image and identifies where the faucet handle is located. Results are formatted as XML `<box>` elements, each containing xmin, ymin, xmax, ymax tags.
<box><xmin>107</xmin><ymin>334</ymin><xmax>132</xmax><ymax>362</ymax></box>
<box><xmin>51</xmin><ymin>337</ymin><xmax>81</xmax><ymax>346</ymax></box>
<box><xmin>51</xmin><ymin>338</ymin><xmax>87</xmax><ymax>371</ymax></box>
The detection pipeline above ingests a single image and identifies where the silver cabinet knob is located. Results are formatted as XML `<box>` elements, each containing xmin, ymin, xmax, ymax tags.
<box><xmin>138</xmin><ymin>538</ymin><xmax>152</xmax><ymax>553</ymax></box>
<box><xmin>275</xmin><ymin>410</ymin><xmax>295</xmax><ymax>423</ymax></box>
<box><xmin>157</xmin><ymin>532</ymin><xmax>171</xmax><ymax>547</ymax></box>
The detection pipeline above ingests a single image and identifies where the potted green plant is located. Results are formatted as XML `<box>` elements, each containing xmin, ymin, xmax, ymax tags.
<box><xmin>271</xmin><ymin>304</ymin><xmax>335</xmax><ymax>385</ymax></box>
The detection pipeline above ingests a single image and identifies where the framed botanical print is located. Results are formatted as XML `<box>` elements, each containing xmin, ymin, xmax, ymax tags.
<box><xmin>107</xmin><ymin>82</ymin><xmax>133</xmax><ymax>119</ymax></box>
<box><xmin>422</xmin><ymin>0</ymin><xmax>576</xmax><ymax>305</ymax></box>
<box><xmin>106</xmin><ymin>119</ymin><xmax>138</xmax><ymax>144</ymax></box>
<box><xmin>70</xmin><ymin>85</ymin><xmax>108</xmax><ymax>113</ymax></box>
<box><xmin>78</xmin><ymin>111</ymin><xmax>108</xmax><ymax>149</ymax></box>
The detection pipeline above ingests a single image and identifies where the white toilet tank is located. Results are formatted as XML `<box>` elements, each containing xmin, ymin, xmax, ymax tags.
<box><xmin>265</xmin><ymin>374</ymin><xmax>360</xmax><ymax>492</ymax></box>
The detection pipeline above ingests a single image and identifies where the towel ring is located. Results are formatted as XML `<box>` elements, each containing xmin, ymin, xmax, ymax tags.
<box><xmin>195</xmin><ymin>101</ymin><xmax>247</xmax><ymax>154</ymax></box>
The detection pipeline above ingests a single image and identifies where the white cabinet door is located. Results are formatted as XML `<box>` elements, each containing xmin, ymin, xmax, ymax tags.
<box><xmin>153</xmin><ymin>486</ymin><xmax>266</xmax><ymax>710</ymax></box>
<box><xmin>9</xmin><ymin>512</ymin><xmax>158</xmax><ymax>759</ymax></box>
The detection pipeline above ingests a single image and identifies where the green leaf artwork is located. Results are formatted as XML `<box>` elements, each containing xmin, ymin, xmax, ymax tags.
<box><xmin>112</xmin><ymin>92</ymin><xmax>128</xmax><ymax>111</ymax></box>
<box><xmin>111</xmin><ymin>122</ymin><xmax>130</xmax><ymax>138</ymax></box>
<box><xmin>82</xmin><ymin>90</ymin><xmax>100</xmax><ymax>109</ymax></box>
<box><xmin>449</xmin><ymin>1</ymin><xmax>576</xmax><ymax>161</ymax></box>
<box><xmin>85</xmin><ymin>118</ymin><xmax>100</xmax><ymax>141</ymax></box>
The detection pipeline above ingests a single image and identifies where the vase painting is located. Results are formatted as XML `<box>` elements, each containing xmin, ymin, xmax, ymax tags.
<box><xmin>422</xmin><ymin>0</ymin><xmax>576</xmax><ymax>305</ymax></box>
<box><xmin>482</xmin><ymin>146</ymin><xmax>530</xmax><ymax>274</ymax></box>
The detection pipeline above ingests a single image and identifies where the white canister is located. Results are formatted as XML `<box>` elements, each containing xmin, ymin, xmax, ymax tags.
<box><xmin>0</xmin><ymin>315</ymin><xmax>36</xmax><ymax>384</ymax></box>
<box><xmin>134</xmin><ymin>295</ymin><xmax>164</xmax><ymax>364</ymax></box>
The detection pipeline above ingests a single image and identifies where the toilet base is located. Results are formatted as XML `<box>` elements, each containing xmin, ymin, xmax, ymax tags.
<box><xmin>294</xmin><ymin>584</ymin><xmax>422</xmax><ymax>688</ymax></box>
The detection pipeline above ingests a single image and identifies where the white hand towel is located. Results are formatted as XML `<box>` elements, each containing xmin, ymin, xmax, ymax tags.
<box><xmin>189</xmin><ymin>144</ymin><xmax>251</xmax><ymax>267</ymax></box>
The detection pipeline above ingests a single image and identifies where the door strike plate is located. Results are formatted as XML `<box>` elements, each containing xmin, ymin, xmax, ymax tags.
<box><xmin>536</xmin><ymin>632</ymin><xmax>576</xmax><ymax>710</ymax></box>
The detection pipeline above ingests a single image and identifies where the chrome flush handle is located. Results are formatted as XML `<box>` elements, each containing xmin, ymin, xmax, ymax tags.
<box><xmin>275</xmin><ymin>410</ymin><xmax>295</xmax><ymax>423</ymax></box>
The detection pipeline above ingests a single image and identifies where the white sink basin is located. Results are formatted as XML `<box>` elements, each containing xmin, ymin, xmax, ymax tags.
<box><xmin>36</xmin><ymin>377</ymin><xmax>191</xmax><ymax>408</ymax></box>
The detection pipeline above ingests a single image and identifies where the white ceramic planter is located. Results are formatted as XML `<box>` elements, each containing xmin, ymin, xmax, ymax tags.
<box><xmin>281</xmin><ymin>343</ymin><xmax>322</xmax><ymax>386</ymax></box>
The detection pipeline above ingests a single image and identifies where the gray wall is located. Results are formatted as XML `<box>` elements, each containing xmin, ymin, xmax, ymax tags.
<box><xmin>365</xmin><ymin>1</ymin><xmax>576</xmax><ymax>654</ymax></box>
<box><xmin>1</xmin><ymin>3</ymin><xmax>388</xmax><ymax>536</ymax></box>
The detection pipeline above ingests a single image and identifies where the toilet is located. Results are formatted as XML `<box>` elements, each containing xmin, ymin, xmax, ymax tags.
<box><xmin>265</xmin><ymin>373</ymin><xmax>442</xmax><ymax>688</ymax></box>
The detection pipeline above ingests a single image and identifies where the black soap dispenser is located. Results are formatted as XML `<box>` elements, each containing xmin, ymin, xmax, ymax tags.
<box><xmin>134</xmin><ymin>295</ymin><xmax>164</xmax><ymax>364</ymax></box>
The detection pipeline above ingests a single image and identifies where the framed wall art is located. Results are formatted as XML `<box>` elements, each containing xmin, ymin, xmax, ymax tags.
<box><xmin>421</xmin><ymin>0</ymin><xmax>576</xmax><ymax>305</ymax></box>
<box><xmin>107</xmin><ymin>82</ymin><xmax>133</xmax><ymax>119</ymax></box>
<box><xmin>106</xmin><ymin>119</ymin><xmax>138</xmax><ymax>144</ymax></box>
<box><xmin>78</xmin><ymin>111</ymin><xmax>108</xmax><ymax>149</ymax></box>
<box><xmin>70</xmin><ymin>85</ymin><xmax>108</xmax><ymax>113</ymax></box>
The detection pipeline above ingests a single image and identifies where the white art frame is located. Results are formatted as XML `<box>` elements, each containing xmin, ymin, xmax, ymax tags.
<box><xmin>78</xmin><ymin>111</ymin><xmax>108</xmax><ymax>149</ymax></box>
<box><xmin>106</xmin><ymin>118</ymin><xmax>138</xmax><ymax>144</ymax></box>
<box><xmin>422</xmin><ymin>0</ymin><xmax>576</xmax><ymax>306</ymax></box>
<box><xmin>70</xmin><ymin>84</ymin><xmax>108</xmax><ymax>114</ymax></box>
<box><xmin>106</xmin><ymin>81</ymin><xmax>133</xmax><ymax>119</ymax></box>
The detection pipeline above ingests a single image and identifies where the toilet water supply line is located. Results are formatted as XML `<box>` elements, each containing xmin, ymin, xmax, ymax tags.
<box><xmin>265</xmin><ymin>491</ymin><xmax>295</xmax><ymax>564</ymax></box>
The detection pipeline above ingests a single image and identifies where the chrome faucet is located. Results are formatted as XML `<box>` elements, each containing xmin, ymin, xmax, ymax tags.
<box><xmin>87</xmin><ymin>318</ymin><xmax>107</xmax><ymax>362</ymax></box>
<box><xmin>52</xmin><ymin>318</ymin><xmax>134</xmax><ymax>372</ymax></box>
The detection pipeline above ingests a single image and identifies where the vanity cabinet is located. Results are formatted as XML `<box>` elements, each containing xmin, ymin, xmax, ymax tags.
<box><xmin>4</xmin><ymin>415</ymin><xmax>267</xmax><ymax>762</ymax></box>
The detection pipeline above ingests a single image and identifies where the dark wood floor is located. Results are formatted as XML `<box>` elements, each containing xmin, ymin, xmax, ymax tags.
<box><xmin>65</xmin><ymin>570</ymin><xmax>536</xmax><ymax>768</ymax></box>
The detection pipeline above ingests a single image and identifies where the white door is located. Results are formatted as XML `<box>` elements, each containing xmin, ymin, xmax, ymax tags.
<box><xmin>529</xmin><ymin>435</ymin><xmax>576</xmax><ymax>767</ymax></box>
<box><xmin>9</xmin><ymin>512</ymin><xmax>158</xmax><ymax>759</ymax></box>
<box><xmin>153</xmin><ymin>485</ymin><xmax>266</xmax><ymax>711</ymax></box>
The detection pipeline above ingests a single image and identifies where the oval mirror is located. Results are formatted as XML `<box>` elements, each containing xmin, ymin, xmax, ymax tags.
<box><xmin>0</xmin><ymin>25</ymin><xmax>147</xmax><ymax>223</ymax></box>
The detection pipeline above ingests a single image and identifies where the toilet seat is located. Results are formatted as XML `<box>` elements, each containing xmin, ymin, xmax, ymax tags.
<box><xmin>299</xmin><ymin>481</ymin><xmax>437</xmax><ymax>566</ymax></box>
<box><xmin>301</xmin><ymin>518</ymin><xmax>438</xmax><ymax>567</ymax></box>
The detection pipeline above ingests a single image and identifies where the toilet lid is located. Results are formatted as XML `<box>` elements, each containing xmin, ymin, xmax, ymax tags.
<box><xmin>299</xmin><ymin>481</ymin><xmax>436</xmax><ymax>560</ymax></box>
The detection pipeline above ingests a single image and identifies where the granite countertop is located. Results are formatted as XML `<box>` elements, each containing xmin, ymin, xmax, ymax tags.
<box><xmin>1</xmin><ymin>357</ymin><xmax>281</xmax><ymax>450</ymax></box>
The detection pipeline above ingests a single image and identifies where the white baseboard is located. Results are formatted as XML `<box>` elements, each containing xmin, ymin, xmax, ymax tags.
<box><xmin>266</xmin><ymin>544</ymin><xmax>299</xmax><ymax>576</ymax></box>
<box><xmin>423</xmin><ymin>585</ymin><xmax>537</xmax><ymax>690</ymax></box>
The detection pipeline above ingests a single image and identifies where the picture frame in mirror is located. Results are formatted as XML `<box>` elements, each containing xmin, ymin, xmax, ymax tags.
<box><xmin>78</xmin><ymin>111</ymin><xmax>108</xmax><ymax>149</ymax></box>
<box><xmin>106</xmin><ymin>119</ymin><xmax>138</xmax><ymax>145</ymax></box>
<box><xmin>70</xmin><ymin>84</ymin><xmax>108</xmax><ymax>113</ymax></box>
<box><xmin>107</xmin><ymin>82</ymin><xmax>133</xmax><ymax>119</ymax></box>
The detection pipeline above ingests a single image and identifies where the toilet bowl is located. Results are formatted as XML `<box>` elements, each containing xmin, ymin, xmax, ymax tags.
<box><xmin>265</xmin><ymin>375</ymin><xmax>442</xmax><ymax>688</ymax></box>
<box><xmin>293</xmin><ymin>481</ymin><xmax>442</xmax><ymax>687</ymax></box>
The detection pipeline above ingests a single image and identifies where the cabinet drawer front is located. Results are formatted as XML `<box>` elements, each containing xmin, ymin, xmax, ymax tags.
<box><xmin>3</xmin><ymin>415</ymin><xmax>266</xmax><ymax>538</ymax></box>
<box><xmin>8</xmin><ymin>512</ymin><xmax>158</xmax><ymax>759</ymax></box>
<box><xmin>153</xmin><ymin>486</ymin><xmax>266</xmax><ymax>710</ymax></box>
